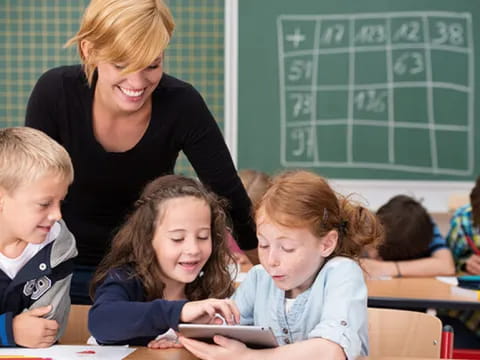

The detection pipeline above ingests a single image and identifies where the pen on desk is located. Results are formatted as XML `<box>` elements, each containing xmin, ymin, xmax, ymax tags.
<box><xmin>460</xmin><ymin>224</ymin><xmax>480</xmax><ymax>256</ymax></box>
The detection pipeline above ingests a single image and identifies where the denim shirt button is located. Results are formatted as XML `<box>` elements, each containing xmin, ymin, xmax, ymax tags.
<box><xmin>282</xmin><ymin>328</ymin><xmax>288</xmax><ymax>334</ymax></box>
<box><xmin>284</xmin><ymin>338</ymin><xmax>290</xmax><ymax>344</ymax></box>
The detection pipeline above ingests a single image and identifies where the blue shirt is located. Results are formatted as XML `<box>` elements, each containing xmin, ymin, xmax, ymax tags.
<box><xmin>430</xmin><ymin>223</ymin><xmax>448</xmax><ymax>254</ymax></box>
<box><xmin>447</xmin><ymin>204</ymin><xmax>479</xmax><ymax>269</ymax></box>
<box><xmin>232</xmin><ymin>257</ymin><xmax>368</xmax><ymax>359</ymax></box>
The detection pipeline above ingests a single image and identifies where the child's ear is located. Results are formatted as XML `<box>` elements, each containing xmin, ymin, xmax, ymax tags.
<box><xmin>319</xmin><ymin>230</ymin><xmax>338</xmax><ymax>257</ymax></box>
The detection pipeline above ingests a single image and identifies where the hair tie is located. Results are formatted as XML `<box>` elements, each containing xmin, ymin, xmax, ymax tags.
<box><xmin>134</xmin><ymin>199</ymin><xmax>145</xmax><ymax>208</ymax></box>
<box><xmin>135</xmin><ymin>195</ymin><xmax>152</xmax><ymax>208</ymax></box>
<box><xmin>338</xmin><ymin>220</ymin><xmax>348</xmax><ymax>235</ymax></box>
<box><xmin>134</xmin><ymin>193</ymin><xmax>158</xmax><ymax>208</ymax></box>
<box><xmin>322</xmin><ymin>208</ymin><xmax>328</xmax><ymax>224</ymax></box>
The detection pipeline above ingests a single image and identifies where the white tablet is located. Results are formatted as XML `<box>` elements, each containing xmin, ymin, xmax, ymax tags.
<box><xmin>178</xmin><ymin>323</ymin><xmax>279</xmax><ymax>349</ymax></box>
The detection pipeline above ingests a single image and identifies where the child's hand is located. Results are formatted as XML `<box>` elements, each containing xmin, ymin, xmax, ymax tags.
<box><xmin>147</xmin><ymin>338</ymin><xmax>183</xmax><ymax>349</ymax></box>
<box><xmin>465</xmin><ymin>254</ymin><xmax>480</xmax><ymax>274</ymax></box>
<box><xmin>179</xmin><ymin>334</ymin><xmax>250</xmax><ymax>360</ymax></box>
<box><xmin>180</xmin><ymin>299</ymin><xmax>240</xmax><ymax>325</ymax></box>
<box><xmin>12</xmin><ymin>305</ymin><xmax>59</xmax><ymax>348</ymax></box>
<box><xmin>148</xmin><ymin>329</ymin><xmax>183</xmax><ymax>349</ymax></box>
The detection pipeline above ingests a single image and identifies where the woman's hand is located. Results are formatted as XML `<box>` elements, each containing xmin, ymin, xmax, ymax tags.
<box><xmin>180</xmin><ymin>299</ymin><xmax>240</xmax><ymax>325</ymax></box>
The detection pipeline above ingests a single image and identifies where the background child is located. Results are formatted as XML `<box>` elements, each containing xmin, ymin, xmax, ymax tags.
<box><xmin>238</xmin><ymin>169</ymin><xmax>271</xmax><ymax>206</ymax></box>
<box><xmin>180</xmin><ymin>170</ymin><xmax>383</xmax><ymax>360</ymax></box>
<box><xmin>361</xmin><ymin>195</ymin><xmax>455</xmax><ymax>277</ymax></box>
<box><xmin>0</xmin><ymin>127</ymin><xmax>76</xmax><ymax>348</ymax></box>
<box><xmin>448</xmin><ymin>176</ymin><xmax>480</xmax><ymax>273</ymax></box>
<box><xmin>229</xmin><ymin>169</ymin><xmax>271</xmax><ymax>265</ymax></box>
<box><xmin>88</xmin><ymin>175</ymin><xmax>240</xmax><ymax>347</ymax></box>
<box><xmin>440</xmin><ymin>176</ymin><xmax>480</xmax><ymax>348</ymax></box>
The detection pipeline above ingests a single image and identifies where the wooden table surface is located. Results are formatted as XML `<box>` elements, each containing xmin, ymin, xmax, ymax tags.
<box><xmin>125</xmin><ymin>347</ymin><xmax>197</xmax><ymax>360</ymax></box>
<box><xmin>366</xmin><ymin>277</ymin><xmax>480</xmax><ymax>310</ymax></box>
<box><xmin>125</xmin><ymin>347</ymin><xmax>470</xmax><ymax>360</ymax></box>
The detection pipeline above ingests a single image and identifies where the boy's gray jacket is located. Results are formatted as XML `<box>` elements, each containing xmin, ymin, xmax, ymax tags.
<box><xmin>0</xmin><ymin>219</ymin><xmax>77</xmax><ymax>346</ymax></box>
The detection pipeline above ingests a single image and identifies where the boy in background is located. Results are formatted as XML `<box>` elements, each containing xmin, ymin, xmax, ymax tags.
<box><xmin>443</xmin><ymin>177</ymin><xmax>480</xmax><ymax>348</ymax></box>
<box><xmin>361</xmin><ymin>195</ymin><xmax>455</xmax><ymax>277</ymax></box>
<box><xmin>0</xmin><ymin>127</ymin><xmax>77</xmax><ymax>347</ymax></box>
<box><xmin>448</xmin><ymin>176</ymin><xmax>480</xmax><ymax>273</ymax></box>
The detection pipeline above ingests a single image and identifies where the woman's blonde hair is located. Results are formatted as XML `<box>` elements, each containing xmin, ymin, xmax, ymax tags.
<box><xmin>0</xmin><ymin>127</ymin><xmax>73</xmax><ymax>193</ymax></box>
<box><xmin>90</xmin><ymin>175</ymin><xmax>235</xmax><ymax>301</ymax></box>
<box><xmin>257</xmin><ymin>170</ymin><xmax>383</xmax><ymax>260</ymax></box>
<box><xmin>66</xmin><ymin>0</ymin><xmax>175</xmax><ymax>85</ymax></box>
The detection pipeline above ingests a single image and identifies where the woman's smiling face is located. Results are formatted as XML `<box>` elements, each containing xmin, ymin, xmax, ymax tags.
<box><xmin>95</xmin><ymin>56</ymin><xmax>164</xmax><ymax>114</ymax></box>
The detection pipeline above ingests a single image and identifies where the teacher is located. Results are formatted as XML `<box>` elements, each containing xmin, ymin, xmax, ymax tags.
<box><xmin>25</xmin><ymin>0</ymin><xmax>258</xmax><ymax>304</ymax></box>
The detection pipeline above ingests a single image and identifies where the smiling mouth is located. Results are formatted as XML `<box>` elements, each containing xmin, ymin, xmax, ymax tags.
<box><xmin>37</xmin><ymin>225</ymin><xmax>51</xmax><ymax>232</ymax></box>
<box><xmin>178</xmin><ymin>261</ymin><xmax>201</xmax><ymax>270</ymax></box>
<box><xmin>119</xmin><ymin>86</ymin><xmax>145</xmax><ymax>97</ymax></box>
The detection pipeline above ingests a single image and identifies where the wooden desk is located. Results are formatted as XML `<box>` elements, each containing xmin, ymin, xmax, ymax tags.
<box><xmin>367</xmin><ymin>277</ymin><xmax>480</xmax><ymax>310</ymax></box>
<box><xmin>125</xmin><ymin>348</ymin><xmax>469</xmax><ymax>360</ymax></box>
<box><xmin>125</xmin><ymin>347</ymin><xmax>198</xmax><ymax>359</ymax></box>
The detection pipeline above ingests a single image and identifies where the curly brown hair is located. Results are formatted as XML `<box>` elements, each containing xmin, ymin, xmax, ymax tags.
<box><xmin>90</xmin><ymin>175</ymin><xmax>235</xmax><ymax>301</ymax></box>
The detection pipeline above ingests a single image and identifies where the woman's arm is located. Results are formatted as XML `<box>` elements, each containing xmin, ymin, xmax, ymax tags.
<box><xmin>179</xmin><ymin>85</ymin><xmax>258</xmax><ymax>260</ymax></box>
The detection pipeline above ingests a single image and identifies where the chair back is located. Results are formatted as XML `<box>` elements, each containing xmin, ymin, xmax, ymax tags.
<box><xmin>368</xmin><ymin>307</ymin><xmax>442</xmax><ymax>358</ymax></box>
<box><xmin>58</xmin><ymin>304</ymin><xmax>91</xmax><ymax>344</ymax></box>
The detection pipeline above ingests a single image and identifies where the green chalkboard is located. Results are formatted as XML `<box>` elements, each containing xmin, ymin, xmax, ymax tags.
<box><xmin>237</xmin><ymin>0</ymin><xmax>480</xmax><ymax>180</ymax></box>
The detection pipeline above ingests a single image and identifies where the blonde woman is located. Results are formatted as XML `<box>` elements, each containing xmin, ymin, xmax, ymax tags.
<box><xmin>25</xmin><ymin>0</ymin><xmax>257</xmax><ymax>305</ymax></box>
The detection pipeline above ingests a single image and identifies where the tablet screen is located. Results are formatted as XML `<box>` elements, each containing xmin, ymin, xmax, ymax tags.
<box><xmin>178</xmin><ymin>324</ymin><xmax>279</xmax><ymax>349</ymax></box>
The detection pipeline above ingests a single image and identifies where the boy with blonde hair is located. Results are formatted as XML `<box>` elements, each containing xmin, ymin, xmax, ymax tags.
<box><xmin>0</xmin><ymin>127</ymin><xmax>77</xmax><ymax>347</ymax></box>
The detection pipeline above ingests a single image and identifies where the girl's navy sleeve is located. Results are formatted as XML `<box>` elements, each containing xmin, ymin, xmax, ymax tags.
<box><xmin>88</xmin><ymin>271</ymin><xmax>187</xmax><ymax>345</ymax></box>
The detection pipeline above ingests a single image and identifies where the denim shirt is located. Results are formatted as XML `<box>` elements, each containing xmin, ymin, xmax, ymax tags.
<box><xmin>232</xmin><ymin>257</ymin><xmax>368</xmax><ymax>359</ymax></box>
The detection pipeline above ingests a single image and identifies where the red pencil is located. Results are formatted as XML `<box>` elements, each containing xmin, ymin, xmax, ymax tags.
<box><xmin>461</xmin><ymin>224</ymin><xmax>480</xmax><ymax>256</ymax></box>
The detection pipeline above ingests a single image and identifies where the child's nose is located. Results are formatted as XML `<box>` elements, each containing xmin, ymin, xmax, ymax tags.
<box><xmin>126</xmin><ymin>71</ymin><xmax>150</xmax><ymax>87</ymax></box>
<box><xmin>267</xmin><ymin>250</ymin><xmax>280</xmax><ymax>267</ymax></box>
<box><xmin>48</xmin><ymin>205</ymin><xmax>62</xmax><ymax>222</ymax></box>
<box><xmin>185</xmin><ymin>239</ymin><xmax>201</xmax><ymax>255</ymax></box>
